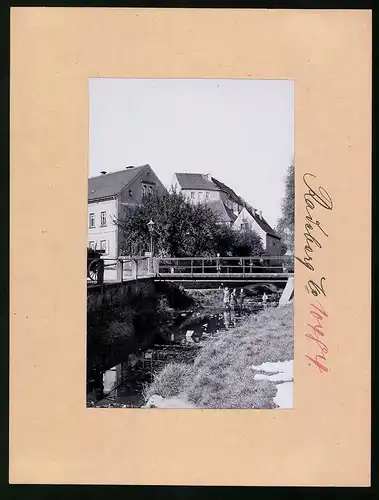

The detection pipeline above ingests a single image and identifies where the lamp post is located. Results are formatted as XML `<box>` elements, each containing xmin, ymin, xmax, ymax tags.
<box><xmin>147</xmin><ymin>219</ymin><xmax>155</xmax><ymax>257</ymax></box>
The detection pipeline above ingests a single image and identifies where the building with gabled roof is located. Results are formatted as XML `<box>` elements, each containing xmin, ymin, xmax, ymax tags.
<box><xmin>232</xmin><ymin>205</ymin><xmax>281</xmax><ymax>255</ymax></box>
<box><xmin>172</xmin><ymin>171</ymin><xmax>281</xmax><ymax>255</ymax></box>
<box><xmin>88</xmin><ymin>164</ymin><xmax>167</xmax><ymax>258</ymax></box>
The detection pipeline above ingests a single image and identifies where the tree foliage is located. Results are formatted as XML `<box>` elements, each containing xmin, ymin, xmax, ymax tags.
<box><xmin>231</xmin><ymin>228</ymin><xmax>264</xmax><ymax>257</ymax></box>
<box><xmin>276</xmin><ymin>162</ymin><xmax>294</xmax><ymax>254</ymax></box>
<box><xmin>116</xmin><ymin>191</ymin><xmax>264</xmax><ymax>257</ymax></box>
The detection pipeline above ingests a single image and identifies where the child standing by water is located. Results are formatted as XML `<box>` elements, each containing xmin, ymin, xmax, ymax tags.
<box><xmin>239</xmin><ymin>288</ymin><xmax>246</xmax><ymax>310</ymax></box>
<box><xmin>230</xmin><ymin>289</ymin><xmax>238</xmax><ymax>311</ymax></box>
<box><xmin>223</xmin><ymin>287</ymin><xmax>230</xmax><ymax>309</ymax></box>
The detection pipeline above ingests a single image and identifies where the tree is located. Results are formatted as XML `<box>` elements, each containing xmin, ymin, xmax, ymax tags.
<box><xmin>276</xmin><ymin>162</ymin><xmax>294</xmax><ymax>254</ymax></box>
<box><xmin>231</xmin><ymin>227</ymin><xmax>264</xmax><ymax>257</ymax></box>
<box><xmin>116</xmin><ymin>191</ymin><xmax>236</xmax><ymax>257</ymax></box>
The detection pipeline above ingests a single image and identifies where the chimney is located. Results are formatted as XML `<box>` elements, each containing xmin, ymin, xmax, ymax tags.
<box><xmin>100</xmin><ymin>171</ymin><xmax>107</xmax><ymax>175</ymax></box>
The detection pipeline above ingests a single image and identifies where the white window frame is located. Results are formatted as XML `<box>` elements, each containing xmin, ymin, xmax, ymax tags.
<box><xmin>89</xmin><ymin>213</ymin><xmax>95</xmax><ymax>228</ymax></box>
<box><xmin>190</xmin><ymin>191</ymin><xmax>195</xmax><ymax>199</ymax></box>
<box><xmin>205</xmin><ymin>192</ymin><xmax>210</xmax><ymax>200</ymax></box>
<box><xmin>100</xmin><ymin>240</ymin><xmax>107</xmax><ymax>254</ymax></box>
<box><xmin>100</xmin><ymin>211</ymin><xmax>107</xmax><ymax>227</ymax></box>
<box><xmin>89</xmin><ymin>241</ymin><xmax>95</xmax><ymax>250</ymax></box>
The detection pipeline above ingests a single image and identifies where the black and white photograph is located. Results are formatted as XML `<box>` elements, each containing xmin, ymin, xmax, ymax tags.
<box><xmin>86</xmin><ymin>78</ymin><xmax>294</xmax><ymax>409</ymax></box>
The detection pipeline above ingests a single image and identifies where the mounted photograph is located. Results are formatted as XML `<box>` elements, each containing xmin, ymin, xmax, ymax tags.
<box><xmin>86</xmin><ymin>78</ymin><xmax>294</xmax><ymax>409</ymax></box>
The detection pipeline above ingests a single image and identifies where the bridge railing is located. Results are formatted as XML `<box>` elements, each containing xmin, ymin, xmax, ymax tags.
<box><xmin>87</xmin><ymin>256</ymin><xmax>153</xmax><ymax>284</ymax></box>
<box><xmin>156</xmin><ymin>255</ymin><xmax>294</xmax><ymax>277</ymax></box>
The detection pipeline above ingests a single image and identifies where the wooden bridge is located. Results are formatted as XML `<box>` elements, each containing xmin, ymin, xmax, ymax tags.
<box><xmin>156</xmin><ymin>256</ymin><xmax>293</xmax><ymax>278</ymax></box>
<box><xmin>87</xmin><ymin>255</ymin><xmax>294</xmax><ymax>288</ymax></box>
<box><xmin>154</xmin><ymin>256</ymin><xmax>293</xmax><ymax>288</ymax></box>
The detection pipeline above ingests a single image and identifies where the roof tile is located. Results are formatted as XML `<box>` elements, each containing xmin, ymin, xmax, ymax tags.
<box><xmin>88</xmin><ymin>165</ymin><xmax>148</xmax><ymax>200</ymax></box>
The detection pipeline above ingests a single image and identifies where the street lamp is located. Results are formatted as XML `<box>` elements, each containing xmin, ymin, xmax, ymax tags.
<box><xmin>147</xmin><ymin>219</ymin><xmax>155</xmax><ymax>257</ymax></box>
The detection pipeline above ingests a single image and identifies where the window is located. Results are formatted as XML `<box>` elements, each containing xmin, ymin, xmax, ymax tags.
<box><xmin>141</xmin><ymin>185</ymin><xmax>147</xmax><ymax>198</ymax></box>
<box><xmin>241</xmin><ymin>223</ymin><xmax>249</xmax><ymax>231</ymax></box>
<box><xmin>190</xmin><ymin>192</ymin><xmax>195</xmax><ymax>199</ymax></box>
<box><xmin>128</xmin><ymin>189</ymin><xmax>132</xmax><ymax>197</ymax></box>
<box><xmin>198</xmin><ymin>192</ymin><xmax>203</xmax><ymax>200</ymax></box>
<box><xmin>89</xmin><ymin>213</ymin><xmax>95</xmax><ymax>228</ymax></box>
<box><xmin>148</xmin><ymin>186</ymin><xmax>153</xmax><ymax>195</ymax></box>
<box><xmin>205</xmin><ymin>192</ymin><xmax>210</xmax><ymax>200</ymax></box>
<box><xmin>100</xmin><ymin>240</ymin><xmax>107</xmax><ymax>254</ymax></box>
<box><xmin>100</xmin><ymin>211</ymin><xmax>107</xmax><ymax>226</ymax></box>
<box><xmin>89</xmin><ymin>241</ymin><xmax>95</xmax><ymax>250</ymax></box>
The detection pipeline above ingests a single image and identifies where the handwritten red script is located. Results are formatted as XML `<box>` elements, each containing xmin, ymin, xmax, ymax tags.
<box><xmin>295</xmin><ymin>173</ymin><xmax>333</xmax><ymax>373</ymax></box>
<box><xmin>305</xmin><ymin>302</ymin><xmax>329</xmax><ymax>373</ymax></box>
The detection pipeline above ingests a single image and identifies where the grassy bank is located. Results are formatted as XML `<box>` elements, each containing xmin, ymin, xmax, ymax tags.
<box><xmin>143</xmin><ymin>304</ymin><xmax>293</xmax><ymax>409</ymax></box>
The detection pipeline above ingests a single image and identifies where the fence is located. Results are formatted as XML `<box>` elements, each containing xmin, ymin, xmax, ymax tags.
<box><xmin>87</xmin><ymin>256</ymin><xmax>153</xmax><ymax>284</ymax></box>
<box><xmin>156</xmin><ymin>256</ymin><xmax>294</xmax><ymax>277</ymax></box>
<box><xmin>87</xmin><ymin>255</ymin><xmax>294</xmax><ymax>284</ymax></box>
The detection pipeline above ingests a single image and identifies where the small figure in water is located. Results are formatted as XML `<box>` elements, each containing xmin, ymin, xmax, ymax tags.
<box><xmin>239</xmin><ymin>288</ymin><xmax>246</xmax><ymax>310</ymax></box>
<box><xmin>230</xmin><ymin>289</ymin><xmax>238</xmax><ymax>311</ymax></box>
<box><xmin>223</xmin><ymin>286</ymin><xmax>230</xmax><ymax>309</ymax></box>
<box><xmin>223</xmin><ymin>309</ymin><xmax>232</xmax><ymax>328</ymax></box>
<box><xmin>262</xmin><ymin>292</ymin><xmax>268</xmax><ymax>308</ymax></box>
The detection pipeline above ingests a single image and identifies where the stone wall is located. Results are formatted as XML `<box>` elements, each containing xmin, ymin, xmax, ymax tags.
<box><xmin>87</xmin><ymin>277</ymin><xmax>154</xmax><ymax>313</ymax></box>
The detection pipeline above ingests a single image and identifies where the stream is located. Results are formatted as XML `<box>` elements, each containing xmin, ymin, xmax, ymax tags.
<box><xmin>88</xmin><ymin>294</ymin><xmax>278</xmax><ymax>408</ymax></box>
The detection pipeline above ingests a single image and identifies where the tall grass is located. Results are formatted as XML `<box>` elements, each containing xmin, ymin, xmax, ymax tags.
<box><xmin>143</xmin><ymin>304</ymin><xmax>293</xmax><ymax>409</ymax></box>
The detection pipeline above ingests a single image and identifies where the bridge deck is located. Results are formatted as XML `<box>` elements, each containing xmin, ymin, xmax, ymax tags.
<box><xmin>156</xmin><ymin>272</ymin><xmax>293</xmax><ymax>279</ymax></box>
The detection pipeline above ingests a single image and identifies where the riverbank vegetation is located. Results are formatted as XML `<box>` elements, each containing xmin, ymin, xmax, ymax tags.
<box><xmin>87</xmin><ymin>281</ymin><xmax>194</xmax><ymax>389</ymax></box>
<box><xmin>143</xmin><ymin>304</ymin><xmax>293</xmax><ymax>409</ymax></box>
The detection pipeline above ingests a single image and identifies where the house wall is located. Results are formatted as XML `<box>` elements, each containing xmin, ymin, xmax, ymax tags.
<box><xmin>181</xmin><ymin>188</ymin><xmax>221</xmax><ymax>204</ymax></box>
<box><xmin>171</xmin><ymin>174</ymin><xmax>181</xmax><ymax>193</ymax></box>
<box><xmin>120</xmin><ymin>166</ymin><xmax>167</xmax><ymax>205</ymax></box>
<box><xmin>266</xmin><ymin>235</ymin><xmax>281</xmax><ymax>256</ymax></box>
<box><xmin>88</xmin><ymin>198</ymin><xmax>118</xmax><ymax>258</ymax></box>
<box><xmin>233</xmin><ymin>208</ymin><xmax>266</xmax><ymax>241</ymax></box>
<box><xmin>117</xmin><ymin>167</ymin><xmax>168</xmax><ymax>255</ymax></box>
<box><xmin>232</xmin><ymin>208</ymin><xmax>281</xmax><ymax>256</ymax></box>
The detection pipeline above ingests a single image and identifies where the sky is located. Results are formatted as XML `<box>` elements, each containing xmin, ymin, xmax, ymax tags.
<box><xmin>89</xmin><ymin>78</ymin><xmax>293</xmax><ymax>226</ymax></box>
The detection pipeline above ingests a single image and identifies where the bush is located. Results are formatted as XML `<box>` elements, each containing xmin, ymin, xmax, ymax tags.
<box><xmin>143</xmin><ymin>362</ymin><xmax>192</xmax><ymax>401</ymax></box>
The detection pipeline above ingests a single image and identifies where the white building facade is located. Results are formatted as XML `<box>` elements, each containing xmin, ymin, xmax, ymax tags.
<box><xmin>87</xmin><ymin>198</ymin><xmax>119</xmax><ymax>258</ymax></box>
<box><xmin>88</xmin><ymin>165</ymin><xmax>167</xmax><ymax>258</ymax></box>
